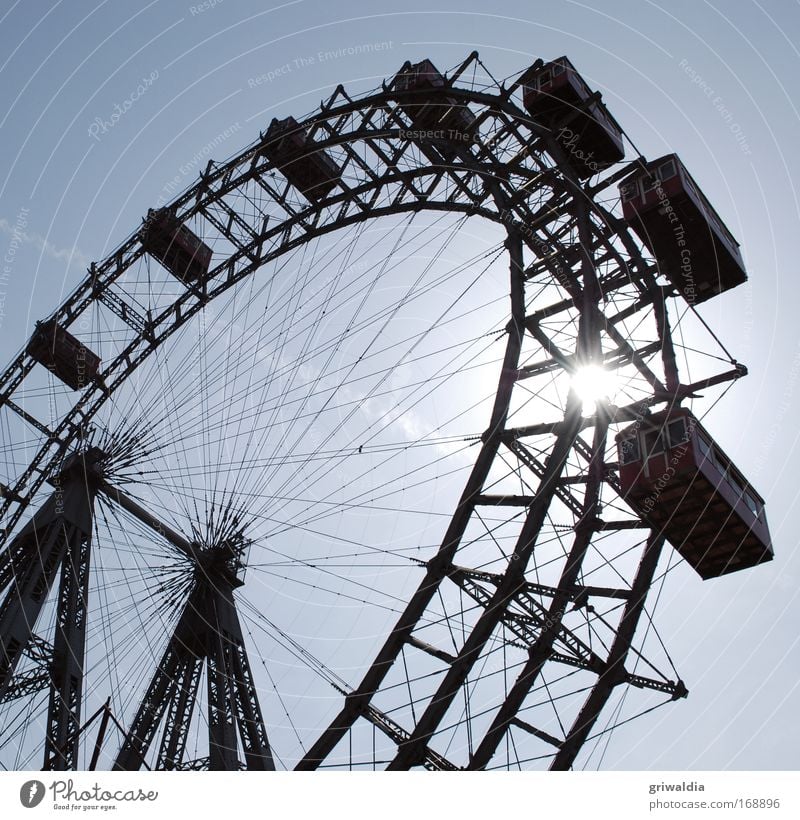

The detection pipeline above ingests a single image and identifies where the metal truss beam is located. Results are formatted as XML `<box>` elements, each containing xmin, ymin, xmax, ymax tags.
<box><xmin>96</xmin><ymin>480</ymin><xmax>196</xmax><ymax>561</ymax></box>
<box><xmin>361</xmin><ymin>703</ymin><xmax>458</xmax><ymax>771</ymax></box>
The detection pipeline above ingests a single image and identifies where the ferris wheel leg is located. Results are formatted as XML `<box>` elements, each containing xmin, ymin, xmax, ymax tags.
<box><xmin>0</xmin><ymin>457</ymin><xmax>98</xmax><ymax>770</ymax></box>
<box><xmin>114</xmin><ymin>572</ymin><xmax>274</xmax><ymax>771</ymax></box>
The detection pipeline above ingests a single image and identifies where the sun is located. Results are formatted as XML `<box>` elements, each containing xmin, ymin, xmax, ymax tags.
<box><xmin>570</xmin><ymin>364</ymin><xmax>618</xmax><ymax>415</ymax></box>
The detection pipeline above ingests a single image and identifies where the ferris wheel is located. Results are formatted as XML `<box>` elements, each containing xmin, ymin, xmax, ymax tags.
<box><xmin>0</xmin><ymin>52</ymin><xmax>772</xmax><ymax>771</ymax></box>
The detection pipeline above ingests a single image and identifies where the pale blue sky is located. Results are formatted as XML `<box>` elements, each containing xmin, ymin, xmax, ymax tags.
<box><xmin>1</xmin><ymin>0</ymin><xmax>798</xmax><ymax>770</ymax></box>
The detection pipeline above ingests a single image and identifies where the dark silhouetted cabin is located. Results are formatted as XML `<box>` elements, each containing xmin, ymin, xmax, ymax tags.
<box><xmin>617</xmin><ymin>407</ymin><xmax>772</xmax><ymax>580</ymax></box>
<box><xmin>27</xmin><ymin>319</ymin><xmax>101</xmax><ymax>391</ymax></box>
<box><xmin>521</xmin><ymin>56</ymin><xmax>625</xmax><ymax>177</ymax></box>
<box><xmin>141</xmin><ymin>209</ymin><xmax>213</xmax><ymax>283</ymax></box>
<box><xmin>258</xmin><ymin>116</ymin><xmax>340</xmax><ymax>202</ymax></box>
<box><xmin>619</xmin><ymin>154</ymin><xmax>747</xmax><ymax>304</ymax></box>
<box><xmin>393</xmin><ymin>59</ymin><xmax>476</xmax><ymax>158</ymax></box>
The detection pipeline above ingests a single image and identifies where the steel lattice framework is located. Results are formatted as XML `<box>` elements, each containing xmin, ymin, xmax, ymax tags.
<box><xmin>0</xmin><ymin>53</ymin><xmax>748</xmax><ymax>771</ymax></box>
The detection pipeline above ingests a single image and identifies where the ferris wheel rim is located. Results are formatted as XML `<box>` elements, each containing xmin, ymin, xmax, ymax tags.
<box><xmin>0</xmin><ymin>56</ymin><xmax>704</xmax><ymax>772</ymax></box>
<box><xmin>0</xmin><ymin>74</ymin><xmax>648</xmax><ymax>548</ymax></box>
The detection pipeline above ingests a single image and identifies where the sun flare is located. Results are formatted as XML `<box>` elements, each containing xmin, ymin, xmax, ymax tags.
<box><xmin>571</xmin><ymin>364</ymin><xmax>618</xmax><ymax>415</ymax></box>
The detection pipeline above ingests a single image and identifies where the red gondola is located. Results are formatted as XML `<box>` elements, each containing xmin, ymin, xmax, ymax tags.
<box><xmin>616</xmin><ymin>407</ymin><xmax>772</xmax><ymax>580</ymax></box>
<box><xmin>393</xmin><ymin>59</ymin><xmax>476</xmax><ymax>157</ymax></box>
<box><xmin>27</xmin><ymin>319</ymin><xmax>101</xmax><ymax>391</ymax></box>
<box><xmin>141</xmin><ymin>208</ymin><xmax>212</xmax><ymax>283</ymax></box>
<box><xmin>521</xmin><ymin>56</ymin><xmax>625</xmax><ymax>178</ymax></box>
<box><xmin>258</xmin><ymin>116</ymin><xmax>340</xmax><ymax>202</ymax></box>
<box><xmin>619</xmin><ymin>154</ymin><xmax>747</xmax><ymax>304</ymax></box>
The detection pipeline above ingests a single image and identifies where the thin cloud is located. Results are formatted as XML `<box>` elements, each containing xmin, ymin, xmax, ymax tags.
<box><xmin>1</xmin><ymin>217</ymin><xmax>91</xmax><ymax>270</ymax></box>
